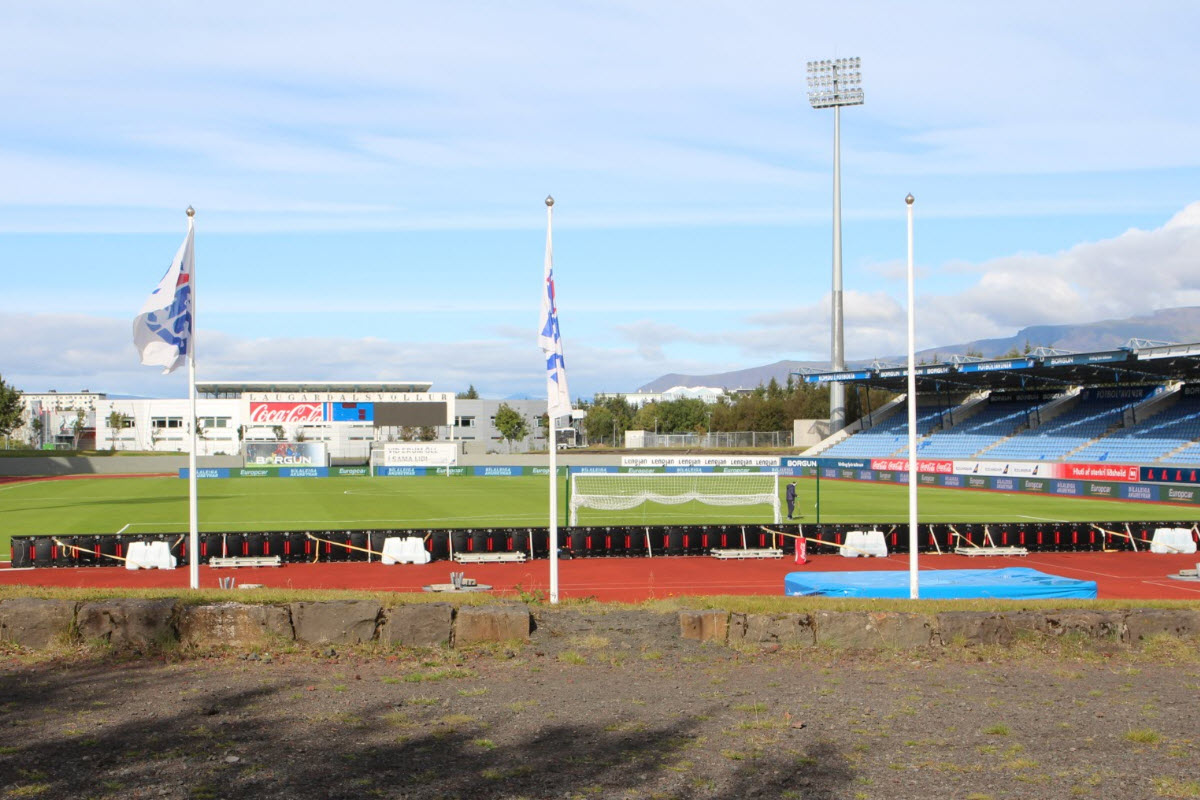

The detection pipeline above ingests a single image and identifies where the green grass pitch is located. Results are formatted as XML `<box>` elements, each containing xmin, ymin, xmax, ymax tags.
<box><xmin>2</xmin><ymin>475</ymin><xmax>1198</xmax><ymax>557</ymax></box>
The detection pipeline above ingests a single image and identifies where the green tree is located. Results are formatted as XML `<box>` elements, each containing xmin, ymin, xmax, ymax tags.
<box><xmin>584</xmin><ymin>404</ymin><xmax>615</xmax><ymax>445</ymax></box>
<box><xmin>418</xmin><ymin>426</ymin><xmax>437</xmax><ymax>441</ymax></box>
<box><xmin>272</xmin><ymin>425</ymin><xmax>285</xmax><ymax>441</ymax></box>
<box><xmin>71</xmin><ymin>409</ymin><xmax>86</xmax><ymax>449</ymax></box>
<box><xmin>456</xmin><ymin>385</ymin><xmax>480</xmax><ymax>399</ymax></box>
<box><xmin>0</xmin><ymin>375</ymin><xmax>22</xmax><ymax>440</ymax></box>
<box><xmin>493</xmin><ymin>403</ymin><xmax>528</xmax><ymax>453</ymax></box>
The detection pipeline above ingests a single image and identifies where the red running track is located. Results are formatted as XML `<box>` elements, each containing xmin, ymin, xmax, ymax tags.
<box><xmin>3</xmin><ymin>551</ymin><xmax>1199</xmax><ymax>601</ymax></box>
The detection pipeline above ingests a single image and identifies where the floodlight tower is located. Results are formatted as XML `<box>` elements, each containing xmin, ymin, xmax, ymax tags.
<box><xmin>807</xmin><ymin>57</ymin><xmax>863</xmax><ymax>434</ymax></box>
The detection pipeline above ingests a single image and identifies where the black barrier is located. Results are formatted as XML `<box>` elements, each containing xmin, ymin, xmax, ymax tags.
<box><xmin>99</xmin><ymin>534</ymin><xmax>120</xmax><ymax>565</ymax></box>
<box><xmin>167</xmin><ymin>535</ymin><xmax>188</xmax><ymax>566</ymax></box>
<box><xmin>10</xmin><ymin>537</ymin><xmax>31</xmax><ymax>569</ymax></box>
<box><xmin>368</xmin><ymin>531</ymin><xmax>388</xmax><ymax>559</ymax></box>
<box><xmin>54</xmin><ymin>535</ymin><xmax>78</xmax><ymax>567</ymax></box>
<box><xmin>265</xmin><ymin>531</ymin><xmax>286</xmax><ymax>559</ymax></box>
<box><xmin>14</xmin><ymin>519</ymin><xmax>1200</xmax><ymax>568</ymax></box>
<box><xmin>509</xmin><ymin>528</ymin><xmax>530</xmax><ymax>556</ymax></box>
<box><xmin>284</xmin><ymin>531</ymin><xmax>309</xmax><ymax>562</ymax></box>
<box><xmin>33</xmin><ymin>538</ymin><xmax>53</xmax><ymax>567</ymax></box>
<box><xmin>246</xmin><ymin>532</ymin><xmax>267</xmax><ymax>558</ymax></box>
<box><xmin>567</xmin><ymin>528</ymin><xmax>588</xmax><ymax>557</ymax></box>
<box><xmin>201</xmin><ymin>533</ymin><xmax>222</xmax><ymax>560</ymax></box>
<box><xmin>427</xmin><ymin>530</ymin><xmax>449</xmax><ymax>560</ymax></box>
<box><xmin>348</xmin><ymin>531</ymin><xmax>369</xmax><ymax>562</ymax></box>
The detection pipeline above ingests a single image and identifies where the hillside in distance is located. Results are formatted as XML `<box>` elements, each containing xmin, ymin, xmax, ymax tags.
<box><xmin>637</xmin><ymin>307</ymin><xmax>1200</xmax><ymax>392</ymax></box>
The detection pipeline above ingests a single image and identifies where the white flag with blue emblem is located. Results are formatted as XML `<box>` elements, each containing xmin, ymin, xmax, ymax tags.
<box><xmin>133</xmin><ymin>219</ymin><xmax>194</xmax><ymax>374</ymax></box>
<box><xmin>538</xmin><ymin>206</ymin><xmax>570</xmax><ymax>420</ymax></box>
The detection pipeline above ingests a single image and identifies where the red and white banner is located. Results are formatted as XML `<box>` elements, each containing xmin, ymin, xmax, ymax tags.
<box><xmin>870</xmin><ymin>458</ymin><xmax>953</xmax><ymax>474</ymax></box>
<box><xmin>1057</xmin><ymin>463</ymin><xmax>1140</xmax><ymax>483</ymax></box>
<box><xmin>248</xmin><ymin>402</ymin><xmax>327</xmax><ymax>424</ymax></box>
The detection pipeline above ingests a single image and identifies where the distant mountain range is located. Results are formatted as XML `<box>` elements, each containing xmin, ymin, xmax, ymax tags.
<box><xmin>638</xmin><ymin>307</ymin><xmax>1200</xmax><ymax>393</ymax></box>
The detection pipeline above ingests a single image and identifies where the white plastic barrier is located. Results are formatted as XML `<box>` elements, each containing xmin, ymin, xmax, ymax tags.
<box><xmin>1151</xmin><ymin>528</ymin><xmax>1198</xmax><ymax>555</ymax></box>
<box><xmin>381</xmin><ymin>536</ymin><xmax>431</xmax><ymax>565</ymax></box>
<box><xmin>124</xmin><ymin>541</ymin><xmax>177</xmax><ymax>570</ymax></box>
<box><xmin>842</xmin><ymin>530</ymin><xmax>888</xmax><ymax>558</ymax></box>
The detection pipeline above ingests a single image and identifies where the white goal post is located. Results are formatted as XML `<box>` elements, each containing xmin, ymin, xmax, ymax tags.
<box><xmin>568</xmin><ymin>472</ymin><xmax>780</xmax><ymax>526</ymax></box>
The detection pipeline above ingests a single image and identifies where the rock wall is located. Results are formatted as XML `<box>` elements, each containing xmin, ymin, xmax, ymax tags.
<box><xmin>680</xmin><ymin>607</ymin><xmax>1200</xmax><ymax>648</ymax></box>
<box><xmin>0</xmin><ymin>599</ymin><xmax>531</xmax><ymax>651</ymax></box>
<box><xmin>2</xmin><ymin>597</ymin><xmax>1197</xmax><ymax>653</ymax></box>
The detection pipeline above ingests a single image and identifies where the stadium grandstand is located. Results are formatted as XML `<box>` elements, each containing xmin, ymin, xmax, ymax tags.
<box><xmin>802</xmin><ymin>341</ymin><xmax>1200</xmax><ymax>465</ymax></box>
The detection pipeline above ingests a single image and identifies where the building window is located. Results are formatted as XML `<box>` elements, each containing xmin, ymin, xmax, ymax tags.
<box><xmin>151</xmin><ymin>417</ymin><xmax>184</xmax><ymax>429</ymax></box>
<box><xmin>198</xmin><ymin>416</ymin><xmax>231</xmax><ymax>429</ymax></box>
<box><xmin>455</xmin><ymin>416</ymin><xmax>476</xmax><ymax>428</ymax></box>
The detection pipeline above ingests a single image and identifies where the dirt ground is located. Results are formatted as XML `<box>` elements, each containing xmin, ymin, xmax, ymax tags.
<box><xmin>1</xmin><ymin>609</ymin><xmax>1198</xmax><ymax>800</ymax></box>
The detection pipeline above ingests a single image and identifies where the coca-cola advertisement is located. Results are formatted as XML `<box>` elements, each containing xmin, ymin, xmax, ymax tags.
<box><xmin>244</xmin><ymin>441</ymin><xmax>328</xmax><ymax>468</ymax></box>
<box><xmin>248</xmin><ymin>402</ymin><xmax>327</xmax><ymax>424</ymax></box>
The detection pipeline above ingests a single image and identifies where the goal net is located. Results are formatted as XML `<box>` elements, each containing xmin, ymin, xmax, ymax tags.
<box><xmin>568</xmin><ymin>472</ymin><xmax>780</xmax><ymax>526</ymax></box>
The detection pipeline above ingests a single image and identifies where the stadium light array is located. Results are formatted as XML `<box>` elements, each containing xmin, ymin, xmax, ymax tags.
<box><xmin>806</xmin><ymin>56</ymin><xmax>863</xmax><ymax>434</ymax></box>
<box><xmin>805</xmin><ymin>58</ymin><xmax>864</xmax><ymax>109</ymax></box>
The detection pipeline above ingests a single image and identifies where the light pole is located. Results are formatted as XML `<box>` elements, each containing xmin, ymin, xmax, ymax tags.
<box><xmin>807</xmin><ymin>57</ymin><xmax>863</xmax><ymax>434</ymax></box>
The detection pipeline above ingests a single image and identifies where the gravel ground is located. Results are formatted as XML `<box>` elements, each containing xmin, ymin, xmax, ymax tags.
<box><xmin>1</xmin><ymin>609</ymin><xmax>1199</xmax><ymax>800</ymax></box>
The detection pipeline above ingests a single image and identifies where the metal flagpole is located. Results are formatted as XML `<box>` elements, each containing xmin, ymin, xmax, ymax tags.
<box><xmin>545</xmin><ymin>196</ymin><xmax>559</xmax><ymax>604</ymax></box>
<box><xmin>905</xmin><ymin>194</ymin><xmax>918</xmax><ymax>599</ymax></box>
<box><xmin>185</xmin><ymin>206</ymin><xmax>200</xmax><ymax>591</ymax></box>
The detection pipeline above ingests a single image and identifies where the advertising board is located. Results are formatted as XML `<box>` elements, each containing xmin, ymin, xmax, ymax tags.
<box><xmin>380</xmin><ymin>442</ymin><xmax>457</xmax><ymax>467</ymax></box>
<box><xmin>623</xmin><ymin>455</ymin><xmax>781</xmax><ymax>468</ymax></box>
<box><xmin>244</xmin><ymin>441</ymin><xmax>328</xmax><ymax>467</ymax></box>
<box><xmin>248</xmin><ymin>402</ymin><xmax>326</xmax><ymax>424</ymax></box>
<box><xmin>1059</xmin><ymin>463</ymin><xmax>1139</xmax><ymax>483</ymax></box>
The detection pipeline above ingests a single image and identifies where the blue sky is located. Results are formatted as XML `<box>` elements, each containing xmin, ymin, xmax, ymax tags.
<box><xmin>2</xmin><ymin>1</ymin><xmax>1199</xmax><ymax>399</ymax></box>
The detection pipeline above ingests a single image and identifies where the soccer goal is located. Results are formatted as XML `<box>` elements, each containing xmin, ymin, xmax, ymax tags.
<box><xmin>568</xmin><ymin>472</ymin><xmax>780</xmax><ymax>526</ymax></box>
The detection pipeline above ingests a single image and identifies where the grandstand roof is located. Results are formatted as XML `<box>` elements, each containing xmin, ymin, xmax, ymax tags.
<box><xmin>799</xmin><ymin>341</ymin><xmax>1200</xmax><ymax>394</ymax></box>
<box><xmin>197</xmin><ymin>380</ymin><xmax>433</xmax><ymax>398</ymax></box>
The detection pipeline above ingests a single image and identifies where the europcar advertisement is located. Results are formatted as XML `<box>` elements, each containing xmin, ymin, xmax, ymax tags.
<box><xmin>244</xmin><ymin>441</ymin><xmax>328</xmax><ymax>468</ymax></box>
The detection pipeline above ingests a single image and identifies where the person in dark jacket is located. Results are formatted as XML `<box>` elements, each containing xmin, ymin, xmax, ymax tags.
<box><xmin>786</xmin><ymin>481</ymin><xmax>798</xmax><ymax>519</ymax></box>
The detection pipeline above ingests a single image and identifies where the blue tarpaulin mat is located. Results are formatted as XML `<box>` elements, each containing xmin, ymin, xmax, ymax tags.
<box><xmin>784</xmin><ymin>567</ymin><xmax>1097</xmax><ymax>599</ymax></box>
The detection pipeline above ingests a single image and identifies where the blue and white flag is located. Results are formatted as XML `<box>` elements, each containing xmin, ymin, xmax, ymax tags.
<box><xmin>133</xmin><ymin>219</ymin><xmax>194</xmax><ymax>374</ymax></box>
<box><xmin>538</xmin><ymin>205</ymin><xmax>571</xmax><ymax>420</ymax></box>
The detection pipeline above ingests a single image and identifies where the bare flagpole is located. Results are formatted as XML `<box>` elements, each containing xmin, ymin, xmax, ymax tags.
<box><xmin>905</xmin><ymin>194</ymin><xmax>918</xmax><ymax>600</ymax></box>
<box><xmin>185</xmin><ymin>206</ymin><xmax>200</xmax><ymax>590</ymax></box>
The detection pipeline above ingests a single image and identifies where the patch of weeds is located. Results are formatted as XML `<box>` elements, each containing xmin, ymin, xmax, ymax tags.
<box><xmin>482</xmin><ymin>765</ymin><xmax>533</xmax><ymax>781</ymax></box>
<box><xmin>331</xmin><ymin>684</ymin><xmax>348</xmax><ymax>692</ymax></box>
<box><xmin>572</xmin><ymin>634</ymin><xmax>610</xmax><ymax>649</ymax></box>
<box><xmin>0</xmin><ymin>746</ymin><xmax>19</xmax><ymax>754</ymax></box>
<box><xmin>190</xmin><ymin>785</ymin><xmax>219</xmax><ymax>800</ymax></box>
<box><xmin>513</xmin><ymin>583</ymin><xmax>547</xmax><ymax>605</ymax></box>
<box><xmin>437</xmin><ymin>713</ymin><xmax>480</xmax><ymax>732</ymax></box>
<box><xmin>641</xmin><ymin>649</ymin><xmax>663</xmax><ymax>661</ymax></box>
<box><xmin>507</xmin><ymin>699</ymin><xmax>538</xmax><ymax>712</ymax></box>
<box><xmin>458</xmin><ymin>687</ymin><xmax>489</xmax><ymax>697</ymax></box>
<box><xmin>982</xmin><ymin>724</ymin><xmax>1010</xmax><ymax>736</ymax></box>
<box><xmin>408</xmin><ymin>696</ymin><xmax>441</xmax><ymax>707</ymax></box>
<box><xmin>404</xmin><ymin>667</ymin><xmax>475</xmax><ymax>682</ymax></box>
<box><xmin>1125</xmin><ymin>728</ymin><xmax>1162</xmax><ymax>745</ymax></box>
<box><xmin>6</xmin><ymin>785</ymin><xmax>51</xmax><ymax>797</ymax></box>
<box><xmin>558</xmin><ymin>650</ymin><xmax>587</xmax><ymax>665</ymax></box>
<box><xmin>472</xmin><ymin>738</ymin><xmax>497</xmax><ymax>750</ymax></box>
<box><xmin>381</xmin><ymin>676</ymin><xmax>402</xmax><ymax>685</ymax></box>
<box><xmin>733</xmin><ymin>702</ymin><xmax>768</xmax><ymax>714</ymax></box>
<box><xmin>1153</xmin><ymin>776</ymin><xmax>1200</xmax><ymax>798</ymax></box>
